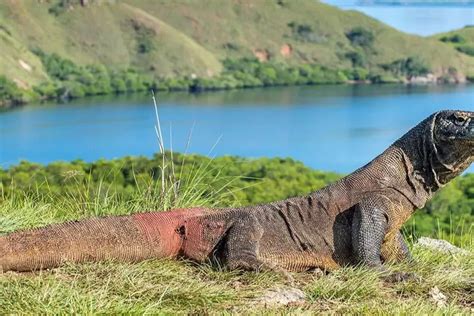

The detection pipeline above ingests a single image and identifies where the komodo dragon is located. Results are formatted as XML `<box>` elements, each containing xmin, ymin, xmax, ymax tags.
<box><xmin>1</xmin><ymin>110</ymin><xmax>473</xmax><ymax>277</ymax></box>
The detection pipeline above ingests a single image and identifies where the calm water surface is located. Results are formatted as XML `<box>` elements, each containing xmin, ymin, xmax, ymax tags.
<box><xmin>323</xmin><ymin>1</ymin><xmax>474</xmax><ymax>35</ymax></box>
<box><xmin>1</xmin><ymin>84</ymin><xmax>473</xmax><ymax>173</ymax></box>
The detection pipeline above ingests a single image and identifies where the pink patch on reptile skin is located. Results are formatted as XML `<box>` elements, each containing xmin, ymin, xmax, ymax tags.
<box><xmin>133</xmin><ymin>208</ymin><xmax>204</xmax><ymax>257</ymax></box>
<box><xmin>182</xmin><ymin>220</ymin><xmax>227</xmax><ymax>261</ymax></box>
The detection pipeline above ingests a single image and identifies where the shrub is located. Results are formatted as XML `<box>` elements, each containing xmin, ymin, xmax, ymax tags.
<box><xmin>287</xmin><ymin>22</ymin><xmax>325</xmax><ymax>43</ymax></box>
<box><xmin>345</xmin><ymin>51</ymin><xmax>366</xmax><ymax>68</ymax></box>
<box><xmin>439</xmin><ymin>34</ymin><xmax>466</xmax><ymax>44</ymax></box>
<box><xmin>131</xmin><ymin>21</ymin><xmax>156</xmax><ymax>54</ymax></box>
<box><xmin>456</xmin><ymin>45</ymin><xmax>474</xmax><ymax>57</ymax></box>
<box><xmin>346</xmin><ymin>27</ymin><xmax>375</xmax><ymax>47</ymax></box>
<box><xmin>381</xmin><ymin>56</ymin><xmax>430</xmax><ymax>77</ymax></box>
<box><xmin>0</xmin><ymin>76</ymin><xmax>26</xmax><ymax>106</ymax></box>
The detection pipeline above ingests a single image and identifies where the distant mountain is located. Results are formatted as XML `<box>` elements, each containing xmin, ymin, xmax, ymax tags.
<box><xmin>0</xmin><ymin>0</ymin><xmax>473</xmax><ymax>97</ymax></box>
<box><xmin>358</xmin><ymin>0</ymin><xmax>474</xmax><ymax>5</ymax></box>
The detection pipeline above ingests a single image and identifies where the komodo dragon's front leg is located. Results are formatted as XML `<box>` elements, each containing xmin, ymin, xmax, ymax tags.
<box><xmin>351</xmin><ymin>195</ymin><xmax>416</xmax><ymax>281</ymax></box>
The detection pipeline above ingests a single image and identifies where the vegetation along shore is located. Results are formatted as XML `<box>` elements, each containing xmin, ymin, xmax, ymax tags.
<box><xmin>1</xmin><ymin>0</ymin><xmax>474</xmax><ymax>108</ymax></box>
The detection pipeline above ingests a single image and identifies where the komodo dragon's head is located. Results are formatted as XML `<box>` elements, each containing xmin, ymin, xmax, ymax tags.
<box><xmin>431</xmin><ymin>110</ymin><xmax>474</xmax><ymax>180</ymax></box>
<box><xmin>399</xmin><ymin>110</ymin><xmax>474</xmax><ymax>192</ymax></box>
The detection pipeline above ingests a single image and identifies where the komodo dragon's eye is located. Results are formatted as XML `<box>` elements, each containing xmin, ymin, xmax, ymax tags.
<box><xmin>452</xmin><ymin>114</ymin><xmax>468</xmax><ymax>127</ymax></box>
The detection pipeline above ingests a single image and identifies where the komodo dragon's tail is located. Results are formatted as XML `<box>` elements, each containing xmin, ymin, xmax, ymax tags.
<box><xmin>0</xmin><ymin>210</ymin><xmax>197</xmax><ymax>272</ymax></box>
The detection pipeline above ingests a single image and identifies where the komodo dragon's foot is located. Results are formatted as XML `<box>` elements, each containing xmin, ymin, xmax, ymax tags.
<box><xmin>264</xmin><ymin>263</ymin><xmax>295</xmax><ymax>286</ymax></box>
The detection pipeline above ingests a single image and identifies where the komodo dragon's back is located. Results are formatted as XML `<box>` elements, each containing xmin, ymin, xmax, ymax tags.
<box><xmin>1</xmin><ymin>110</ymin><xmax>473</xmax><ymax>273</ymax></box>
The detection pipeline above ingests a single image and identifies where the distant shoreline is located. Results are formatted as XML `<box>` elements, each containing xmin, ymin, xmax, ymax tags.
<box><xmin>2</xmin><ymin>79</ymin><xmax>473</xmax><ymax>111</ymax></box>
<box><xmin>356</xmin><ymin>0</ymin><xmax>474</xmax><ymax>6</ymax></box>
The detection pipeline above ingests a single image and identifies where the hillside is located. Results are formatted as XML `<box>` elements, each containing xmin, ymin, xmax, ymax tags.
<box><xmin>1</xmin><ymin>0</ymin><xmax>474</xmax><ymax>106</ymax></box>
<box><xmin>431</xmin><ymin>26</ymin><xmax>474</xmax><ymax>73</ymax></box>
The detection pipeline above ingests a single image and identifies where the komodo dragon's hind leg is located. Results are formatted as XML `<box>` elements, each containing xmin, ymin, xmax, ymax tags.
<box><xmin>223</xmin><ymin>212</ymin><xmax>294</xmax><ymax>284</ymax></box>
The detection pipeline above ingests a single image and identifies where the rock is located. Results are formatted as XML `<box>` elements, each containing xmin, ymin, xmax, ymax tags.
<box><xmin>253</xmin><ymin>287</ymin><xmax>306</xmax><ymax>307</ymax></box>
<box><xmin>429</xmin><ymin>286</ymin><xmax>447</xmax><ymax>308</ymax></box>
<box><xmin>408</xmin><ymin>74</ymin><xmax>437</xmax><ymax>84</ymax></box>
<box><xmin>280</xmin><ymin>44</ymin><xmax>292</xmax><ymax>58</ymax></box>
<box><xmin>253</xmin><ymin>49</ymin><xmax>270</xmax><ymax>62</ymax></box>
<box><xmin>18</xmin><ymin>59</ymin><xmax>32</xmax><ymax>72</ymax></box>
<box><xmin>415</xmin><ymin>237</ymin><xmax>469</xmax><ymax>255</ymax></box>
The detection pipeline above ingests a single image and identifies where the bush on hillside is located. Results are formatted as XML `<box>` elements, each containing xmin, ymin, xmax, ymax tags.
<box><xmin>344</xmin><ymin>51</ymin><xmax>367</xmax><ymax>68</ymax></box>
<box><xmin>0</xmin><ymin>76</ymin><xmax>27</xmax><ymax>106</ymax></box>
<box><xmin>456</xmin><ymin>45</ymin><xmax>474</xmax><ymax>57</ymax></box>
<box><xmin>439</xmin><ymin>34</ymin><xmax>466</xmax><ymax>44</ymax></box>
<box><xmin>346</xmin><ymin>27</ymin><xmax>375</xmax><ymax>47</ymax></box>
<box><xmin>288</xmin><ymin>22</ymin><xmax>326</xmax><ymax>43</ymax></box>
<box><xmin>381</xmin><ymin>56</ymin><xmax>430</xmax><ymax>77</ymax></box>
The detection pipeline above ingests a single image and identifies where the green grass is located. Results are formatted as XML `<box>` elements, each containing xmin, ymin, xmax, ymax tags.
<box><xmin>432</xmin><ymin>26</ymin><xmax>474</xmax><ymax>63</ymax></box>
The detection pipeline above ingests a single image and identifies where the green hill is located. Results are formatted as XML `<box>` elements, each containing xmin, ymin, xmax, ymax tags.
<box><xmin>1</xmin><ymin>0</ymin><xmax>473</xmax><ymax>106</ymax></box>
<box><xmin>431</xmin><ymin>26</ymin><xmax>474</xmax><ymax>77</ymax></box>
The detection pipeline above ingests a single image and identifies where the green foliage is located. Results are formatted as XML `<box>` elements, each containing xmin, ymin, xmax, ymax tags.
<box><xmin>48</xmin><ymin>0</ymin><xmax>75</xmax><ymax>16</ymax></box>
<box><xmin>287</xmin><ymin>22</ymin><xmax>325</xmax><ymax>43</ymax></box>
<box><xmin>11</xmin><ymin>50</ymin><xmax>353</xmax><ymax>104</ymax></box>
<box><xmin>440</xmin><ymin>34</ymin><xmax>466</xmax><ymax>44</ymax></box>
<box><xmin>0</xmin><ymin>45</ymin><xmax>459</xmax><ymax>107</ymax></box>
<box><xmin>345</xmin><ymin>51</ymin><xmax>367</xmax><ymax>68</ymax></box>
<box><xmin>406</xmin><ymin>174</ymin><xmax>474</xmax><ymax>240</ymax></box>
<box><xmin>343</xmin><ymin>67</ymin><xmax>370</xmax><ymax>81</ymax></box>
<box><xmin>455</xmin><ymin>45</ymin><xmax>474</xmax><ymax>57</ymax></box>
<box><xmin>131</xmin><ymin>20</ymin><xmax>156</xmax><ymax>54</ymax></box>
<box><xmin>346</xmin><ymin>27</ymin><xmax>375</xmax><ymax>47</ymax></box>
<box><xmin>0</xmin><ymin>76</ymin><xmax>25</xmax><ymax>106</ymax></box>
<box><xmin>30</xmin><ymin>50</ymin><xmax>152</xmax><ymax>100</ymax></box>
<box><xmin>381</xmin><ymin>56</ymin><xmax>430</xmax><ymax>77</ymax></box>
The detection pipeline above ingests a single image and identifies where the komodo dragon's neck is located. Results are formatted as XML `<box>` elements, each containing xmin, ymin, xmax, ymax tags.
<box><xmin>313</xmin><ymin>113</ymin><xmax>472</xmax><ymax>214</ymax></box>
<box><xmin>310</xmin><ymin>118</ymin><xmax>446</xmax><ymax>213</ymax></box>
<box><xmin>310</xmin><ymin>145</ymin><xmax>431</xmax><ymax>213</ymax></box>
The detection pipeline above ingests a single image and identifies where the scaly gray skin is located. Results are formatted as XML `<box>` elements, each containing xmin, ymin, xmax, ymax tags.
<box><xmin>1</xmin><ymin>110</ymin><xmax>473</xmax><ymax>278</ymax></box>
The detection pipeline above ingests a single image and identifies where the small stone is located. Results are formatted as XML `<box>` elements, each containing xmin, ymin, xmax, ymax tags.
<box><xmin>311</xmin><ymin>267</ymin><xmax>324</xmax><ymax>278</ymax></box>
<box><xmin>415</xmin><ymin>237</ymin><xmax>469</xmax><ymax>255</ymax></box>
<box><xmin>254</xmin><ymin>287</ymin><xmax>306</xmax><ymax>307</ymax></box>
<box><xmin>429</xmin><ymin>286</ymin><xmax>447</xmax><ymax>308</ymax></box>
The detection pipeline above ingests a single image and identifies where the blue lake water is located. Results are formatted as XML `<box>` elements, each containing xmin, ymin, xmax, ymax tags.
<box><xmin>1</xmin><ymin>84</ymin><xmax>473</xmax><ymax>173</ymax></box>
<box><xmin>323</xmin><ymin>1</ymin><xmax>474</xmax><ymax>35</ymax></box>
